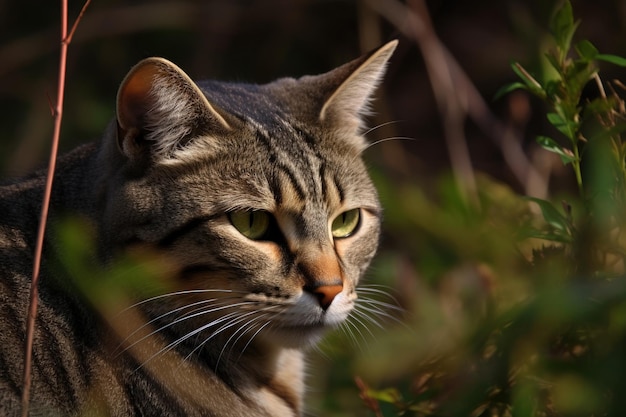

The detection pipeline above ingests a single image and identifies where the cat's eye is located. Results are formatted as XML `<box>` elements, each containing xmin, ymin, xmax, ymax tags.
<box><xmin>229</xmin><ymin>210</ymin><xmax>271</xmax><ymax>240</ymax></box>
<box><xmin>331</xmin><ymin>209</ymin><xmax>361</xmax><ymax>238</ymax></box>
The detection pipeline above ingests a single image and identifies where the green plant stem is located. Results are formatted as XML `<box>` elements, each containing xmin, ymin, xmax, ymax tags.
<box><xmin>573</xmin><ymin>144</ymin><xmax>584</xmax><ymax>197</ymax></box>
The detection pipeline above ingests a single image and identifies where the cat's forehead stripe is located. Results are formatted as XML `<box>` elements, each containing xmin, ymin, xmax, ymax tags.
<box><xmin>249</xmin><ymin>120</ymin><xmax>328</xmax><ymax>204</ymax></box>
<box><xmin>272</xmin><ymin>167</ymin><xmax>307</xmax><ymax>209</ymax></box>
<box><xmin>331</xmin><ymin>169</ymin><xmax>346</xmax><ymax>204</ymax></box>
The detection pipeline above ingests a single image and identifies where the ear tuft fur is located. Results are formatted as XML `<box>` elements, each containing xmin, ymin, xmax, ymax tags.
<box><xmin>116</xmin><ymin>57</ymin><xmax>230</xmax><ymax>162</ymax></box>
<box><xmin>319</xmin><ymin>40</ymin><xmax>398</xmax><ymax>133</ymax></box>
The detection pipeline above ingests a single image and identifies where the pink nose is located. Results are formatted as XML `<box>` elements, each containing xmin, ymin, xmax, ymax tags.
<box><xmin>307</xmin><ymin>284</ymin><xmax>343</xmax><ymax>310</ymax></box>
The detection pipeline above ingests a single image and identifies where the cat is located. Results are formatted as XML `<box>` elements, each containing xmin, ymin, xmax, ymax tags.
<box><xmin>0</xmin><ymin>39</ymin><xmax>397</xmax><ymax>416</ymax></box>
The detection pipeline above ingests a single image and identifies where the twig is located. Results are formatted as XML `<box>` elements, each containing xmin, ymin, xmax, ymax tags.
<box><xmin>20</xmin><ymin>1</ymin><xmax>90</xmax><ymax>416</ymax></box>
<box><xmin>355</xmin><ymin>376</ymin><xmax>384</xmax><ymax>417</ymax></box>
<box><xmin>514</xmin><ymin>62</ymin><xmax>543</xmax><ymax>90</ymax></box>
<box><xmin>364</xmin><ymin>0</ymin><xmax>548</xmax><ymax>199</ymax></box>
<box><xmin>365</xmin><ymin>0</ymin><xmax>478</xmax><ymax>205</ymax></box>
<box><xmin>67</xmin><ymin>0</ymin><xmax>92</xmax><ymax>44</ymax></box>
<box><xmin>409</xmin><ymin>0</ymin><xmax>478</xmax><ymax>206</ymax></box>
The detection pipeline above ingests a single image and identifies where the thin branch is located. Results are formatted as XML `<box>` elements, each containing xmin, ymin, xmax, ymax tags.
<box><xmin>364</xmin><ymin>0</ymin><xmax>548</xmax><ymax>199</ymax></box>
<box><xmin>365</xmin><ymin>0</ymin><xmax>478</xmax><ymax>205</ymax></box>
<box><xmin>514</xmin><ymin>62</ymin><xmax>543</xmax><ymax>90</ymax></box>
<box><xmin>20</xmin><ymin>1</ymin><xmax>90</xmax><ymax>415</ymax></box>
<box><xmin>66</xmin><ymin>0</ymin><xmax>92</xmax><ymax>44</ymax></box>
<box><xmin>355</xmin><ymin>376</ymin><xmax>384</xmax><ymax>417</ymax></box>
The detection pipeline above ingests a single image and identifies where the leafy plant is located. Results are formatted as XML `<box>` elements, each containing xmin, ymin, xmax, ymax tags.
<box><xmin>498</xmin><ymin>0</ymin><xmax>626</xmax><ymax>200</ymax></box>
<box><xmin>504</xmin><ymin>0</ymin><xmax>626</xmax><ymax>280</ymax></box>
<box><xmin>336</xmin><ymin>2</ymin><xmax>626</xmax><ymax>416</ymax></box>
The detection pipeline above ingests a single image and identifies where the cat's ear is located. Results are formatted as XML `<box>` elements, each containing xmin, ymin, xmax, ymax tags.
<box><xmin>116</xmin><ymin>57</ymin><xmax>230</xmax><ymax>162</ymax></box>
<box><xmin>318</xmin><ymin>40</ymin><xmax>398</xmax><ymax>135</ymax></box>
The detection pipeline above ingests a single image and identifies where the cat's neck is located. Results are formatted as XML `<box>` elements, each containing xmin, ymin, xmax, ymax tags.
<box><xmin>112</xmin><ymin>308</ymin><xmax>305</xmax><ymax>416</ymax></box>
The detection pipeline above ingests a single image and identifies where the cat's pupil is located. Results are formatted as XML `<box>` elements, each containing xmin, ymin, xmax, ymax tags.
<box><xmin>331</xmin><ymin>208</ymin><xmax>361</xmax><ymax>238</ymax></box>
<box><xmin>229</xmin><ymin>210</ymin><xmax>271</xmax><ymax>240</ymax></box>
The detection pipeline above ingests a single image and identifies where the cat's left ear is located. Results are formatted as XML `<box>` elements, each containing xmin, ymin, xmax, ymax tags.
<box><xmin>116</xmin><ymin>57</ymin><xmax>230</xmax><ymax>163</ymax></box>
<box><xmin>318</xmin><ymin>40</ymin><xmax>398</xmax><ymax>136</ymax></box>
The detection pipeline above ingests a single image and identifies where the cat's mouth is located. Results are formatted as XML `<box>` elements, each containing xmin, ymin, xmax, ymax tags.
<box><xmin>263</xmin><ymin>307</ymin><xmax>350</xmax><ymax>347</ymax></box>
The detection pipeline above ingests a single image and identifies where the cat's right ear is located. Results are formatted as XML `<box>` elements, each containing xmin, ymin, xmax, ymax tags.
<box><xmin>116</xmin><ymin>57</ymin><xmax>230</xmax><ymax>163</ymax></box>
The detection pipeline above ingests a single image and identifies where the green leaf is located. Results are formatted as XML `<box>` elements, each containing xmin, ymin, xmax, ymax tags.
<box><xmin>596</xmin><ymin>54</ymin><xmax>626</xmax><ymax>67</ymax></box>
<box><xmin>367</xmin><ymin>387</ymin><xmax>403</xmax><ymax>404</ymax></box>
<box><xmin>544</xmin><ymin>79</ymin><xmax>562</xmax><ymax>100</ymax></box>
<box><xmin>550</xmin><ymin>0</ymin><xmax>579</xmax><ymax>54</ymax></box>
<box><xmin>525</xmin><ymin>197</ymin><xmax>571</xmax><ymax>233</ymax></box>
<box><xmin>536</xmin><ymin>136</ymin><xmax>577</xmax><ymax>164</ymax></box>
<box><xmin>493</xmin><ymin>81</ymin><xmax>528</xmax><ymax>100</ymax></box>
<box><xmin>547</xmin><ymin>112</ymin><xmax>577</xmax><ymax>140</ymax></box>
<box><xmin>545</xmin><ymin>51</ymin><xmax>564</xmax><ymax>76</ymax></box>
<box><xmin>518</xmin><ymin>229</ymin><xmax>574</xmax><ymax>243</ymax></box>
<box><xmin>575</xmin><ymin>40</ymin><xmax>598</xmax><ymax>61</ymax></box>
<box><xmin>591</xmin><ymin>122</ymin><xmax>626</xmax><ymax>141</ymax></box>
<box><xmin>565</xmin><ymin>59</ymin><xmax>597</xmax><ymax>94</ymax></box>
<box><xmin>510</xmin><ymin>61</ymin><xmax>545</xmax><ymax>97</ymax></box>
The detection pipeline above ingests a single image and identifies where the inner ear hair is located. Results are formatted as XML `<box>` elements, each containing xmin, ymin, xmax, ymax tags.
<box><xmin>318</xmin><ymin>40</ymin><xmax>398</xmax><ymax>137</ymax></box>
<box><xmin>115</xmin><ymin>57</ymin><xmax>230</xmax><ymax>162</ymax></box>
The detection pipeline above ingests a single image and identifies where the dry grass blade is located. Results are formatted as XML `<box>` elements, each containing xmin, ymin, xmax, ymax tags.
<box><xmin>364</xmin><ymin>0</ymin><xmax>547</xmax><ymax>199</ymax></box>
<box><xmin>20</xmin><ymin>1</ymin><xmax>91</xmax><ymax>416</ymax></box>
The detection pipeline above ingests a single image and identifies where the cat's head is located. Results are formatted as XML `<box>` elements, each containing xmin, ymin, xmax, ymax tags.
<box><xmin>98</xmin><ymin>41</ymin><xmax>397</xmax><ymax>350</ymax></box>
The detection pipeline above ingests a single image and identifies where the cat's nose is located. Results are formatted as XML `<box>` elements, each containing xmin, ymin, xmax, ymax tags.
<box><xmin>298</xmin><ymin>248</ymin><xmax>344</xmax><ymax>310</ymax></box>
<box><xmin>306</xmin><ymin>283</ymin><xmax>343</xmax><ymax>310</ymax></box>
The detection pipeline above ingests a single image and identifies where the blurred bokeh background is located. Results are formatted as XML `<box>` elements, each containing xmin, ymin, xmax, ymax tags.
<box><xmin>0</xmin><ymin>0</ymin><xmax>626</xmax><ymax>182</ymax></box>
<box><xmin>1</xmin><ymin>0</ymin><xmax>623</xmax><ymax>184</ymax></box>
<box><xmin>3</xmin><ymin>0</ymin><xmax>626</xmax><ymax>416</ymax></box>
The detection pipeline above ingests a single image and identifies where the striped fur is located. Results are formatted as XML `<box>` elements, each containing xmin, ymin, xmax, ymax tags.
<box><xmin>0</xmin><ymin>41</ymin><xmax>397</xmax><ymax>416</ymax></box>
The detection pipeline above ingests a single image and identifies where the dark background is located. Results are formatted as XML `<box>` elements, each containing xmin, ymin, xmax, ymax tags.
<box><xmin>2</xmin><ymin>0</ymin><xmax>625</xmax><ymax>188</ymax></box>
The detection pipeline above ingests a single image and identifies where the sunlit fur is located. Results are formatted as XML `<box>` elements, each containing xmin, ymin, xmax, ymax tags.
<box><xmin>0</xmin><ymin>41</ymin><xmax>397</xmax><ymax>416</ymax></box>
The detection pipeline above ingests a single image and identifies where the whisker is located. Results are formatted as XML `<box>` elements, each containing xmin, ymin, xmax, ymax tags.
<box><xmin>357</xmin><ymin>283</ymin><xmax>401</xmax><ymax>298</ymax></box>
<box><xmin>227</xmin><ymin>306</ymin><xmax>279</xmax><ymax>354</ymax></box>
<box><xmin>362</xmin><ymin>120</ymin><xmax>405</xmax><ymax>136</ymax></box>
<box><xmin>356</xmin><ymin>299</ymin><xmax>412</xmax><ymax>331</ymax></box>
<box><xmin>189</xmin><ymin>308</ymin><xmax>269</xmax><ymax>366</ymax></box>
<box><xmin>134</xmin><ymin>310</ymin><xmax>245</xmax><ymax>372</ymax></box>
<box><xmin>357</xmin><ymin>298</ymin><xmax>403</xmax><ymax>320</ymax></box>
<box><xmin>357</xmin><ymin>285</ymin><xmax>407</xmax><ymax>317</ymax></box>
<box><xmin>114</xmin><ymin>297</ymin><xmax>222</xmax><ymax>356</ymax></box>
<box><xmin>215</xmin><ymin>309</ymin><xmax>276</xmax><ymax>368</ymax></box>
<box><xmin>339</xmin><ymin>318</ymin><xmax>360</xmax><ymax>348</ymax></box>
<box><xmin>178</xmin><ymin>303</ymin><xmax>278</xmax><ymax>368</ymax></box>
<box><xmin>351</xmin><ymin>306</ymin><xmax>386</xmax><ymax>331</ymax></box>
<box><xmin>340</xmin><ymin>316</ymin><xmax>368</xmax><ymax>353</ymax></box>
<box><xmin>345</xmin><ymin>310</ymin><xmax>376</xmax><ymax>340</ymax></box>
<box><xmin>124</xmin><ymin>301</ymin><xmax>251</xmax><ymax>361</ymax></box>
<box><xmin>363</xmin><ymin>136</ymin><xmax>416</xmax><ymax>151</ymax></box>
<box><xmin>357</xmin><ymin>297</ymin><xmax>405</xmax><ymax>314</ymax></box>
<box><xmin>238</xmin><ymin>320</ymin><xmax>273</xmax><ymax>361</ymax></box>
<box><xmin>118</xmin><ymin>289</ymin><xmax>242</xmax><ymax>314</ymax></box>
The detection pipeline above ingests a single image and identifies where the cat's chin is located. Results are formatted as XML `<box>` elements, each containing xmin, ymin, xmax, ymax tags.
<box><xmin>262</xmin><ymin>323</ymin><xmax>332</xmax><ymax>348</ymax></box>
<box><xmin>263</xmin><ymin>297</ymin><xmax>352</xmax><ymax>348</ymax></box>
<box><xmin>264</xmin><ymin>295</ymin><xmax>355</xmax><ymax>348</ymax></box>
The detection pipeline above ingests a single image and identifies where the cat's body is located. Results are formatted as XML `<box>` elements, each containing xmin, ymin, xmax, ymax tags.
<box><xmin>0</xmin><ymin>41</ymin><xmax>397</xmax><ymax>416</ymax></box>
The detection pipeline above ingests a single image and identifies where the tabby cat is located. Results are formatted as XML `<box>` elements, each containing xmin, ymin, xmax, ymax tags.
<box><xmin>0</xmin><ymin>40</ymin><xmax>397</xmax><ymax>416</ymax></box>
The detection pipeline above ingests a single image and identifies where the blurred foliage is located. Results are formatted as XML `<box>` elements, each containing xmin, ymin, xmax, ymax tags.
<box><xmin>314</xmin><ymin>2</ymin><xmax>626</xmax><ymax>416</ymax></box>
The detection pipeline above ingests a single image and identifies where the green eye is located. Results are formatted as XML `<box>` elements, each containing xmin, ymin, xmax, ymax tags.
<box><xmin>331</xmin><ymin>209</ymin><xmax>360</xmax><ymax>238</ymax></box>
<box><xmin>229</xmin><ymin>210</ymin><xmax>270</xmax><ymax>240</ymax></box>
